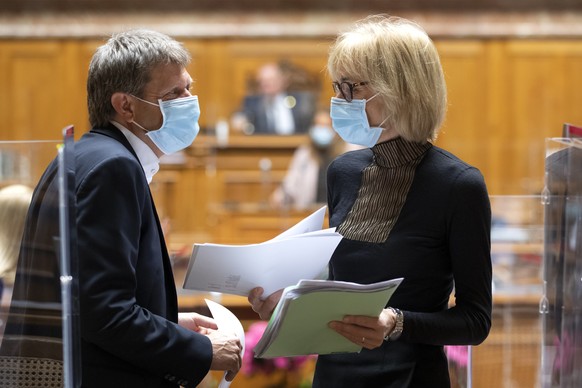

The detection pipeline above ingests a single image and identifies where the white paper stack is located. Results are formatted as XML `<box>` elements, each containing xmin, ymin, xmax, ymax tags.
<box><xmin>182</xmin><ymin>207</ymin><xmax>343</xmax><ymax>297</ymax></box>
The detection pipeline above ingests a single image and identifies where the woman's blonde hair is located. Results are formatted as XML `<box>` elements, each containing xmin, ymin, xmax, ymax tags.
<box><xmin>0</xmin><ymin>184</ymin><xmax>33</xmax><ymax>286</ymax></box>
<box><xmin>328</xmin><ymin>15</ymin><xmax>447</xmax><ymax>142</ymax></box>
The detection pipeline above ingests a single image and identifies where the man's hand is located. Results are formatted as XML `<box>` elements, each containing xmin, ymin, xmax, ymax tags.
<box><xmin>207</xmin><ymin>330</ymin><xmax>243</xmax><ymax>381</ymax></box>
<box><xmin>178</xmin><ymin>312</ymin><xmax>218</xmax><ymax>335</ymax></box>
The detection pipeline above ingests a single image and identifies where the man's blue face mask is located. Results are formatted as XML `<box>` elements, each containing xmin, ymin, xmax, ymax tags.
<box><xmin>329</xmin><ymin>94</ymin><xmax>387</xmax><ymax>148</ymax></box>
<box><xmin>131</xmin><ymin>95</ymin><xmax>201</xmax><ymax>155</ymax></box>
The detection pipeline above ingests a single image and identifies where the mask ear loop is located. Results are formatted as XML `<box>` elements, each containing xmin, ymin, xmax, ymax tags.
<box><xmin>376</xmin><ymin>116</ymin><xmax>390</xmax><ymax>128</ymax></box>
<box><xmin>129</xmin><ymin>94</ymin><xmax>162</xmax><ymax>132</ymax></box>
<box><xmin>130</xmin><ymin>120</ymin><xmax>150</xmax><ymax>133</ymax></box>
<box><xmin>365</xmin><ymin>93</ymin><xmax>380</xmax><ymax>103</ymax></box>
<box><xmin>130</xmin><ymin>94</ymin><xmax>160</xmax><ymax>107</ymax></box>
<box><xmin>365</xmin><ymin>93</ymin><xmax>389</xmax><ymax>129</ymax></box>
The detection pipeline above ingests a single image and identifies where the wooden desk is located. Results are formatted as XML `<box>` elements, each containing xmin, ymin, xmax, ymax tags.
<box><xmin>152</xmin><ymin>134</ymin><xmax>311</xmax><ymax>245</ymax></box>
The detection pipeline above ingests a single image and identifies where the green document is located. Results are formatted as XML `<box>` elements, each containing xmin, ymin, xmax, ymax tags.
<box><xmin>254</xmin><ymin>278</ymin><xmax>402</xmax><ymax>358</ymax></box>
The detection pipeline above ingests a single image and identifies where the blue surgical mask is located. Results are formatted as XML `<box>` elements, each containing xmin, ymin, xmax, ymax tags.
<box><xmin>330</xmin><ymin>95</ymin><xmax>386</xmax><ymax>148</ymax></box>
<box><xmin>131</xmin><ymin>95</ymin><xmax>201</xmax><ymax>155</ymax></box>
<box><xmin>310</xmin><ymin>125</ymin><xmax>335</xmax><ymax>149</ymax></box>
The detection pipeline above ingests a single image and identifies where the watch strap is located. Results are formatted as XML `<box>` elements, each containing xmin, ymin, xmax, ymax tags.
<box><xmin>384</xmin><ymin>307</ymin><xmax>404</xmax><ymax>341</ymax></box>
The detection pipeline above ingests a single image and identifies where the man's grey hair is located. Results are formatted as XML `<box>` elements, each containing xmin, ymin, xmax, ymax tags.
<box><xmin>87</xmin><ymin>29</ymin><xmax>191</xmax><ymax>128</ymax></box>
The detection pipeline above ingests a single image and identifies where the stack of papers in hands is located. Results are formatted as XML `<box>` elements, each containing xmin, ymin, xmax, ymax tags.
<box><xmin>254</xmin><ymin>277</ymin><xmax>403</xmax><ymax>358</ymax></box>
<box><xmin>182</xmin><ymin>207</ymin><xmax>343</xmax><ymax>297</ymax></box>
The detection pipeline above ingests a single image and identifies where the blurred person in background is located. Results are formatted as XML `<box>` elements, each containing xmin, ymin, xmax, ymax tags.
<box><xmin>270</xmin><ymin>110</ymin><xmax>360</xmax><ymax>210</ymax></box>
<box><xmin>232</xmin><ymin>61</ymin><xmax>316</xmax><ymax>135</ymax></box>
<box><xmin>0</xmin><ymin>184</ymin><xmax>32</xmax><ymax>300</ymax></box>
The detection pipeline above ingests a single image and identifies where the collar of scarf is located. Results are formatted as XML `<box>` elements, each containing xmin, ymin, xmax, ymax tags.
<box><xmin>372</xmin><ymin>136</ymin><xmax>432</xmax><ymax>168</ymax></box>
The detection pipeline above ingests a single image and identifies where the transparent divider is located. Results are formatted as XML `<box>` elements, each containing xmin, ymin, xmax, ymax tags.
<box><xmin>542</xmin><ymin>138</ymin><xmax>582</xmax><ymax>387</ymax></box>
<box><xmin>0</xmin><ymin>129</ymin><xmax>80</xmax><ymax>387</ymax></box>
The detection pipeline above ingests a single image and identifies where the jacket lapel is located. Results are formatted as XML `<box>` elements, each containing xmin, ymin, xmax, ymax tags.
<box><xmin>90</xmin><ymin>124</ymin><xmax>179</xmax><ymax>320</ymax></box>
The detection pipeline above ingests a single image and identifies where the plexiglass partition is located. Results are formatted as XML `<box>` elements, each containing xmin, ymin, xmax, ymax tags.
<box><xmin>0</xmin><ymin>128</ymin><xmax>80</xmax><ymax>387</ymax></box>
<box><xmin>542</xmin><ymin>138</ymin><xmax>582</xmax><ymax>387</ymax></box>
<box><xmin>447</xmin><ymin>195</ymin><xmax>544</xmax><ymax>388</ymax></box>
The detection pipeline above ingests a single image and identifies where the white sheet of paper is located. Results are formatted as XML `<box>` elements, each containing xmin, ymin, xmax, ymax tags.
<box><xmin>183</xmin><ymin>228</ymin><xmax>342</xmax><ymax>297</ymax></box>
<box><xmin>268</xmin><ymin>206</ymin><xmax>327</xmax><ymax>241</ymax></box>
<box><xmin>205</xmin><ymin>299</ymin><xmax>245</xmax><ymax>388</ymax></box>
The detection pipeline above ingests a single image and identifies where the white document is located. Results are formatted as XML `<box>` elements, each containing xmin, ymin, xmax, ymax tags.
<box><xmin>182</xmin><ymin>206</ymin><xmax>342</xmax><ymax>297</ymax></box>
<box><xmin>205</xmin><ymin>299</ymin><xmax>245</xmax><ymax>388</ymax></box>
<box><xmin>268</xmin><ymin>206</ymin><xmax>327</xmax><ymax>241</ymax></box>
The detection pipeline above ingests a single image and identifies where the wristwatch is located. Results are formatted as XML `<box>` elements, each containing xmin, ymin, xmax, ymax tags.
<box><xmin>385</xmin><ymin>307</ymin><xmax>404</xmax><ymax>341</ymax></box>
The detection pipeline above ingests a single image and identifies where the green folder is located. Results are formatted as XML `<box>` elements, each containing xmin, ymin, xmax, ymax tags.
<box><xmin>254</xmin><ymin>278</ymin><xmax>403</xmax><ymax>358</ymax></box>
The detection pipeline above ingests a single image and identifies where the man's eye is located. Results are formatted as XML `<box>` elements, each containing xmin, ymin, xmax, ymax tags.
<box><xmin>161</xmin><ymin>92</ymin><xmax>178</xmax><ymax>101</ymax></box>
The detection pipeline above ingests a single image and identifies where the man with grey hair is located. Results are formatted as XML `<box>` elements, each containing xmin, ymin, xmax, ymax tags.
<box><xmin>7</xmin><ymin>29</ymin><xmax>242</xmax><ymax>388</ymax></box>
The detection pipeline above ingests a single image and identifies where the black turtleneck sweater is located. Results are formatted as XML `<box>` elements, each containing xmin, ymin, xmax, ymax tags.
<box><xmin>313</xmin><ymin>137</ymin><xmax>492</xmax><ymax>388</ymax></box>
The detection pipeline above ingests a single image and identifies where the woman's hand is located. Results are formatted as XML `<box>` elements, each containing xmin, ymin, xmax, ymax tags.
<box><xmin>328</xmin><ymin>308</ymin><xmax>397</xmax><ymax>349</ymax></box>
<box><xmin>247</xmin><ymin>287</ymin><xmax>283</xmax><ymax>320</ymax></box>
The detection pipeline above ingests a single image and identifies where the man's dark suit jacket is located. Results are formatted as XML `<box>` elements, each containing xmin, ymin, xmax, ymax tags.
<box><xmin>242</xmin><ymin>91</ymin><xmax>316</xmax><ymax>134</ymax></box>
<box><xmin>4</xmin><ymin>125</ymin><xmax>212</xmax><ymax>388</ymax></box>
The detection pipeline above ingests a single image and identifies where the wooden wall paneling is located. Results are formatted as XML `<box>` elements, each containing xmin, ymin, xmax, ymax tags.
<box><xmin>480</xmin><ymin>41</ymin><xmax>509</xmax><ymax>195</ymax></box>
<box><xmin>201</xmin><ymin>135</ymin><xmax>306</xmax><ymax>243</ymax></box>
<box><xmin>71</xmin><ymin>40</ymin><xmax>104</xmax><ymax>137</ymax></box>
<box><xmin>212</xmin><ymin>208</ymin><xmax>312</xmax><ymax>245</ymax></box>
<box><xmin>152</xmin><ymin>162</ymin><xmax>217</xmax><ymax>247</ymax></box>
<box><xmin>0</xmin><ymin>41</ymin><xmax>70</xmax><ymax>183</ymax></box>
<box><xmin>434</xmin><ymin>40</ymin><xmax>492</xmax><ymax>189</ymax></box>
<box><xmin>211</xmin><ymin>147</ymin><xmax>293</xmax><ymax>207</ymax></box>
<box><xmin>190</xmin><ymin>40</ymin><xmax>232</xmax><ymax>129</ymax></box>
<box><xmin>0</xmin><ymin>41</ymin><xmax>69</xmax><ymax>141</ymax></box>
<box><xmin>170</xmin><ymin>167</ymin><xmax>208</xmax><ymax>235</ymax></box>
<box><xmin>561</xmin><ymin>44</ymin><xmax>582</xmax><ymax>129</ymax></box>
<box><xmin>0</xmin><ymin>42</ymin><xmax>8</xmax><ymax>140</ymax></box>
<box><xmin>182</xmin><ymin>40</ymin><xmax>213</xmax><ymax>129</ymax></box>
<box><xmin>503</xmin><ymin>40</ymin><xmax>582</xmax><ymax>195</ymax></box>
<box><xmin>150</xmin><ymin>168</ymin><xmax>180</xmax><ymax>222</ymax></box>
<box><xmin>218</xmin><ymin>170</ymin><xmax>286</xmax><ymax>205</ymax></box>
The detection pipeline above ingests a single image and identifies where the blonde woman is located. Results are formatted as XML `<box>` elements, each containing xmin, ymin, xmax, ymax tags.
<box><xmin>249</xmin><ymin>15</ymin><xmax>492</xmax><ymax>387</ymax></box>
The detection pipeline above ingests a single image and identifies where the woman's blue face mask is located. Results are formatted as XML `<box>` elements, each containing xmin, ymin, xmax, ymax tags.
<box><xmin>329</xmin><ymin>94</ymin><xmax>386</xmax><ymax>148</ymax></box>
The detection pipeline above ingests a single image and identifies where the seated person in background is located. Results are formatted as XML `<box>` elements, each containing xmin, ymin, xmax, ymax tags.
<box><xmin>232</xmin><ymin>61</ymin><xmax>316</xmax><ymax>135</ymax></box>
<box><xmin>270</xmin><ymin>111</ymin><xmax>360</xmax><ymax>210</ymax></box>
<box><xmin>0</xmin><ymin>184</ymin><xmax>33</xmax><ymax>300</ymax></box>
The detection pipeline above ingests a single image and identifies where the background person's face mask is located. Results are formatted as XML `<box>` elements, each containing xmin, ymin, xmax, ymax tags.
<box><xmin>131</xmin><ymin>95</ymin><xmax>201</xmax><ymax>154</ymax></box>
<box><xmin>330</xmin><ymin>95</ymin><xmax>386</xmax><ymax>148</ymax></box>
<box><xmin>309</xmin><ymin>125</ymin><xmax>335</xmax><ymax>149</ymax></box>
